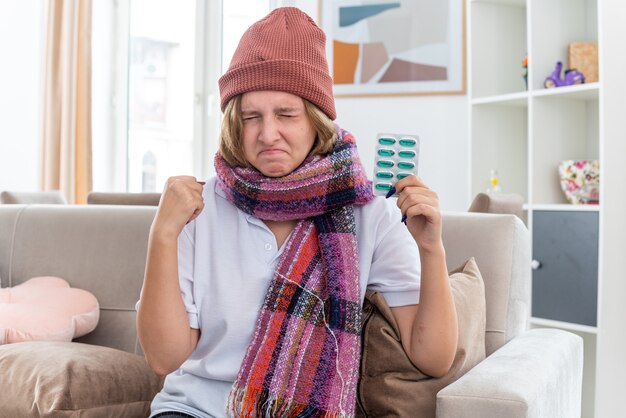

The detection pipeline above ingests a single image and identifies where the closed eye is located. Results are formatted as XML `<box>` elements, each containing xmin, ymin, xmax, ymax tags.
<box><xmin>242</xmin><ymin>113</ymin><xmax>260</xmax><ymax>121</ymax></box>
<box><xmin>276</xmin><ymin>106</ymin><xmax>300</xmax><ymax>118</ymax></box>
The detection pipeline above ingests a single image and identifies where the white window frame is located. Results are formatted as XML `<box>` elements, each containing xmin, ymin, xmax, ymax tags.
<box><xmin>111</xmin><ymin>0</ymin><xmax>130</xmax><ymax>192</ymax></box>
<box><xmin>109</xmin><ymin>0</ymin><xmax>224</xmax><ymax>191</ymax></box>
<box><xmin>106</xmin><ymin>0</ymin><xmax>282</xmax><ymax>191</ymax></box>
<box><xmin>195</xmin><ymin>0</ymin><xmax>224</xmax><ymax>180</ymax></box>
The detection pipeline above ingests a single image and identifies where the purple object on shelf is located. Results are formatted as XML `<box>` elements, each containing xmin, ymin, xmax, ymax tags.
<box><xmin>544</xmin><ymin>61</ymin><xmax>585</xmax><ymax>88</ymax></box>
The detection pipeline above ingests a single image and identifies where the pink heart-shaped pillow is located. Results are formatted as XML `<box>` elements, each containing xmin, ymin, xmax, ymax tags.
<box><xmin>0</xmin><ymin>277</ymin><xmax>99</xmax><ymax>344</ymax></box>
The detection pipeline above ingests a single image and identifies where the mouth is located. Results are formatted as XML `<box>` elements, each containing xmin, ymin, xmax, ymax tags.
<box><xmin>259</xmin><ymin>149</ymin><xmax>285</xmax><ymax>156</ymax></box>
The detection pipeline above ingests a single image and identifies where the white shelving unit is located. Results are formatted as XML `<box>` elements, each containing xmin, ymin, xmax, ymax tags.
<box><xmin>468</xmin><ymin>0</ymin><xmax>601</xmax><ymax>416</ymax></box>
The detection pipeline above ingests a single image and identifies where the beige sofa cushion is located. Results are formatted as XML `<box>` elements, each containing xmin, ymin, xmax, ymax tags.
<box><xmin>442</xmin><ymin>213</ymin><xmax>530</xmax><ymax>356</ymax></box>
<box><xmin>87</xmin><ymin>192</ymin><xmax>161</xmax><ymax>206</ymax></box>
<box><xmin>468</xmin><ymin>192</ymin><xmax>524</xmax><ymax>219</ymax></box>
<box><xmin>0</xmin><ymin>341</ymin><xmax>163</xmax><ymax>417</ymax></box>
<box><xmin>356</xmin><ymin>258</ymin><xmax>486</xmax><ymax>418</ymax></box>
<box><xmin>0</xmin><ymin>191</ymin><xmax>67</xmax><ymax>204</ymax></box>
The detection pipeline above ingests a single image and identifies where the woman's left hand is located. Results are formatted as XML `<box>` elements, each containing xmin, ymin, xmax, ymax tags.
<box><xmin>394</xmin><ymin>176</ymin><xmax>443</xmax><ymax>253</ymax></box>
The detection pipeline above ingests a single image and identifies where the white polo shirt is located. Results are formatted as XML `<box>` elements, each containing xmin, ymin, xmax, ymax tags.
<box><xmin>147</xmin><ymin>177</ymin><xmax>421</xmax><ymax>418</ymax></box>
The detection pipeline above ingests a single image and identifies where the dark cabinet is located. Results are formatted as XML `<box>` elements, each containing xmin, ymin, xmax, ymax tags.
<box><xmin>532</xmin><ymin>210</ymin><xmax>599</xmax><ymax>327</ymax></box>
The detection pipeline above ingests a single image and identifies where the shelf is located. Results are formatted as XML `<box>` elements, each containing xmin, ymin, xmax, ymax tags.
<box><xmin>530</xmin><ymin>317</ymin><xmax>597</xmax><ymax>334</ymax></box>
<box><xmin>530</xmin><ymin>204</ymin><xmax>599</xmax><ymax>212</ymax></box>
<box><xmin>531</xmin><ymin>90</ymin><xmax>599</xmax><ymax>204</ymax></box>
<box><xmin>471</xmin><ymin>105</ymin><xmax>528</xmax><ymax>199</ymax></box>
<box><xmin>471</xmin><ymin>0</ymin><xmax>601</xmax><ymax>415</ymax></box>
<box><xmin>531</xmin><ymin>83</ymin><xmax>599</xmax><ymax>101</ymax></box>
<box><xmin>470</xmin><ymin>1</ymin><xmax>527</xmax><ymax>98</ymax></box>
<box><xmin>471</xmin><ymin>91</ymin><xmax>528</xmax><ymax>106</ymax></box>
<box><xmin>530</xmin><ymin>0</ymin><xmax>598</xmax><ymax>92</ymax></box>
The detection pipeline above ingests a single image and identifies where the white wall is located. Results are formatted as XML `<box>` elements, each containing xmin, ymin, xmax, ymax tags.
<box><xmin>0</xmin><ymin>0</ymin><xmax>43</xmax><ymax>192</ymax></box>
<box><xmin>287</xmin><ymin>0</ymin><xmax>470</xmax><ymax>211</ymax></box>
<box><xmin>336</xmin><ymin>96</ymin><xmax>468</xmax><ymax>211</ymax></box>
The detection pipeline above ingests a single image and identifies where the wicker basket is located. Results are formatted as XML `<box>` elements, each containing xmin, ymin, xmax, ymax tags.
<box><xmin>569</xmin><ymin>42</ymin><xmax>598</xmax><ymax>83</ymax></box>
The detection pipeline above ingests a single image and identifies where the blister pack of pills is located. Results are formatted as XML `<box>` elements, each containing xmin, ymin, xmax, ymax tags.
<box><xmin>372</xmin><ymin>133</ymin><xmax>420</xmax><ymax>196</ymax></box>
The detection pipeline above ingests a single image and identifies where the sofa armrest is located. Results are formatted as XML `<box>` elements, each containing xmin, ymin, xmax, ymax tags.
<box><xmin>436</xmin><ymin>328</ymin><xmax>583</xmax><ymax>418</ymax></box>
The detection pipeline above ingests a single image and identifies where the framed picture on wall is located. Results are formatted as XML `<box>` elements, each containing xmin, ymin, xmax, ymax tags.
<box><xmin>319</xmin><ymin>0</ymin><xmax>466</xmax><ymax>97</ymax></box>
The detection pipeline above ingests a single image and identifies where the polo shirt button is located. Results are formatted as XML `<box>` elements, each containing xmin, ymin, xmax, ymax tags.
<box><xmin>264</xmin><ymin>243</ymin><xmax>272</xmax><ymax>251</ymax></box>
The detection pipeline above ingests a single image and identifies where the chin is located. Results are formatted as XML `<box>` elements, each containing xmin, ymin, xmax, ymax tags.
<box><xmin>253</xmin><ymin>164</ymin><xmax>288</xmax><ymax>177</ymax></box>
<box><xmin>252</xmin><ymin>159</ymin><xmax>297</xmax><ymax>177</ymax></box>
<box><xmin>262</xmin><ymin>169</ymin><xmax>291</xmax><ymax>178</ymax></box>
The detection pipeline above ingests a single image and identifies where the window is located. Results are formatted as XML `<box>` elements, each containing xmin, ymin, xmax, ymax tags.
<box><xmin>92</xmin><ymin>0</ymin><xmax>270</xmax><ymax>192</ymax></box>
<box><xmin>126</xmin><ymin>0</ymin><xmax>196</xmax><ymax>192</ymax></box>
<box><xmin>222</xmin><ymin>1</ymin><xmax>273</xmax><ymax>73</ymax></box>
<box><xmin>141</xmin><ymin>151</ymin><xmax>157</xmax><ymax>192</ymax></box>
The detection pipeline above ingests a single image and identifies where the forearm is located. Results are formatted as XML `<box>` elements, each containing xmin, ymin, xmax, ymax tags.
<box><xmin>137</xmin><ymin>229</ymin><xmax>196</xmax><ymax>375</ymax></box>
<box><xmin>411</xmin><ymin>244</ymin><xmax>458</xmax><ymax>376</ymax></box>
<box><xmin>392</xmin><ymin>176</ymin><xmax>457</xmax><ymax>376</ymax></box>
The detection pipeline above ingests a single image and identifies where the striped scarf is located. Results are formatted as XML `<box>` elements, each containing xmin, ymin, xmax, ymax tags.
<box><xmin>215</xmin><ymin>127</ymin><xmax>374</xmax><ymax>417</ymax></box>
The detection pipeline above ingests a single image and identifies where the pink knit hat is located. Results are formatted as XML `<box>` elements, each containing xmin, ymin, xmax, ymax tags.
<box><xmin>219</xmin><ymin>7</ymin><xmax>336</xmax><ymax>120</ymax></box>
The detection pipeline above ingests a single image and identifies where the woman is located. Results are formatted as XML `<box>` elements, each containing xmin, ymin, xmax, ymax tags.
<box><xmin>137</xmin><ymin>7</ymin><xmax>457</xmax><ymax>418</ymax></box>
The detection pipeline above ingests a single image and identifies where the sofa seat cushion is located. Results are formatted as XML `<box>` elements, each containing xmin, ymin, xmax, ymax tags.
<box><xmin>0</xmin><ymin>341</ymin><xmax>164</xmax><ymax>417</ymax></box>
<box><xmin>0</xmin><ymin>276</ymin><xmax>99</xmax><ymax>344</ymax></box>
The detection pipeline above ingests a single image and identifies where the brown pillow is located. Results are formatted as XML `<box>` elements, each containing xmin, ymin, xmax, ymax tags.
<box><xmin>356</xmin><ymin>258</ymin><xmax>486</xmax><ymax>418</ymax></box>
<box><xmin>0</xmin><ymin>341</ymin><xmax>164</xmax><ymax>417</ymax></box>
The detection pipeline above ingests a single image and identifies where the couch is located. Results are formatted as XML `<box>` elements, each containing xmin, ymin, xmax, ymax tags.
<box><xmin>0</xmin><ymin>190</ymin><xmax>67</xmax><ymax>204</ymax></box>
<box><xmin>87</xmin><ymin>192</ymin><xmax>161</xmax><ymax>206</ymax></box>
<box><xmin>468</xmin><ymin>191</ymin><xmax>525</xmax><ymax>220</ymax></box>
<box><xmin>0</xmin><ymin>204</ymin><xmax>162</xmax><ymax>417</ymax></box>
<box><xmin>0</xmin><ymin>204</ymin><xmax>583</xmax><ymax>417</ymax></box>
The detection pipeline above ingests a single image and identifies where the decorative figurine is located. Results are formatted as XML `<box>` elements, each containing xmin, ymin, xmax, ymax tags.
<box><xmin>544</xmin><ymin>61</ymin><xmax>585</xmax><ymax>88</ymax></box>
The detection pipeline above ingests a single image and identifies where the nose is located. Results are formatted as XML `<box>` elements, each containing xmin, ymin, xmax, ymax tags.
<box><xmin>258</xmin><ymin>116</ymin><xmax>280</xmax><ymax>145</ymax></box>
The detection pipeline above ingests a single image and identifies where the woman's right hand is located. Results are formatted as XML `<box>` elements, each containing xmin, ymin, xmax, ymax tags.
<box><xmin>152</xmin><ymin>176</ymin><xmax>205</xmax><ymax>240</ymax></box>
